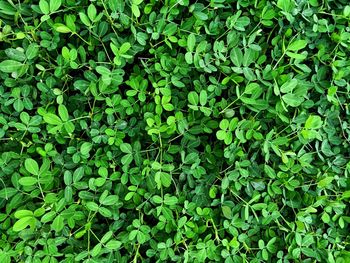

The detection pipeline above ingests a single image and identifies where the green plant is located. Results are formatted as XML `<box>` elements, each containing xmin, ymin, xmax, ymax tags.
<box><xmin>0</xmin><ymin>0</ymin><xmax>350</xmax><ymax>262</ymax></box>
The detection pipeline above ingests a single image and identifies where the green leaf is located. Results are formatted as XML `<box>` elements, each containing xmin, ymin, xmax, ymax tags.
<box><xmin>193</xmin><ymin>11</ymin><xmax>208</xmax><ymax>20</ymax></box>
<box><xmin>199</xmin><ymin>90</ymin><xmax>207</xmax><ymax>106</ymax></box>
<box><xmin>79</xmin><ymin>12</ymin><xmax>91</xmax><ymax>27</ymax></box>
<box><xmin>133</xmin><ymin>0</ymin><xmax>143</xmax><ymax>5</ymax></box>
<box><xmin>52</xmin><ymin>215</ymin><xmax>64</xmax><ymax>232</ymax></box>
<box><xmin>54</xmin><ymin>23</ymin><xmax>72</xmax><ymax>33</ymax></box>
<box><xmin>87</xmin><ymin>4</ymin><xmax>97</xmax><ymax>21</ymax></box>
<box><xmin>216</xmin><ymin>130</ymin><xmax>226</xmax><ymax>140</ymax></box>
<box><xmin>0</xmin><ymin>187</ymin><xmax>17</xmax><ymax>199</ymax></box>
<box><xmin>105</xmin><ymin>240</ymin><xmax>122</xmax><ymax>250</ymax></box>
<box><xmin>44</xmin><ymin>113</ymin><xmax>62</xmax><ymax>125</ymax></box>
<box><xmin>49</xmin><ymin>0</ymin><xmax>61</xmax><ymax>12</ymax></box>
<box><xmin>230</xmin><ymin>48</ymin><xmax>243</xmax><ymax>67</ymax></box>
<box><xmin>96</xmin><ymin>65</ymin><xmax>111</xmax><ymax>75</ymax></box>
<box><xmin>86</xmin><ymin>202</ymin><xmax>99</xmax><ymax>211</ymax></box>
<box><xmin>219</xmin><ymin>119</ymin><xmax>229</xmax><ymax>130</ymax></box>
<box><xmin>277</xmin><ymin>0</ymin><xmax>294</xmax><ymax>12</ymax></box>
<box><xmin>14</xmin><ymin>210</ymin><xmax>33</xmax><ymax>218</ymax></box>
<box><xmin>188</xmin><ymin>91</ymin><xmax>199</xmax><ymax>105</ymax></box>
<box><xmin>26</xmin><ymin>44</ymin><xmax>40</xmax><ymax>60</ymax></box>
<box><xmin>125</xmin><ymin>192</ymin><xmax>134</xmax><ymax>201</ymax></box>
<box><xmin>99</xmin><ymin>207</ymin><xmax>112</xmax><ymax>217</ymax></box>
<box><xmin>163</xmin><ymin>23</ymin><xmax>177</xmax><ymax>36</ymax></box>
<box><xmin>155</xmin><ymin>171</ymin><xmax>171</xmax><ymax>188</ymax></box>
<box><xmin>243</xmin><ymin>48</ymin><xmax>255</xmax><ymax>67</ymax></box>
<box><xmin>288</xmin><ymin>39</ymin><xmax>308</xmax><ymax>51</ymax></box>
<box><xmin>39</xmin><ymin>0</ymin><xmax>50</xmax><ymax>14</ymax></box>
<box><xmin>101</xmin><ymin>231</ymin><xmax>113</xmax><ymax>243</ymax></box>
<box><xmin>119</xmin><ymin>42</ymin><xmax>131</xmax><ymax>54</ymax></box>
<box><xmin>305</xmin><ymin>115</ymin><xmax>322</xmax><ymax>129</ymax></box>
<box><xmin>162</xmin><ymin>103</ymin><xmax>174</xmax><ymax>111</ymax></box>
<box><xmin>64</xmin><ymin>122</ymin><xmax>75</xmax><ymax>133</ymax></box>
<box><xmin>131</xmin><ymin>4</ymin><xmax>140</xmax><ymax>17</ymax></box>
<box><xmin>286</xmin><ymin>51</ymin><xmax>307</xmax><ymax>60</ymax></box>
<box><xmin>18</xmin><ymin>177</ymin><xmax>38</xmax><ymax>186</ymax></box>
<box><xmin>187</xmin><ymin>34</ymin><xmax>196</xmax><ymax>52</ymax></box>
<box><xmin>0</xmin><ymin>60</ymin><xmax>23</xmax><ymax>73</ymax></box>
<box><xmin>73</xmin><ymin>167</ymin><xmax>84</xmax><ymax>183</ymax></box>
<box><xmin>81</xmin><ymin>142</ymin><xmax>93</xmax><ymax>155</ymax></box>
<box><xmin>164</xmin><ymin>195</ymin><xmax>178</xmax><ymax>206</ymax></box>
<box><xmin>280</xmin><ymin>79</ymin><xmax>298</xmax><ymax>93</ymax></box>
<box><xmin>222</xmin><ymin>206</ymin><xmax>231</xmax><ymax>219</ymax></box>
<box><xmin>264</xmin><ymin>164</ymin><xmax>276</xmax><ymax>178</ymax></box>
<box><xmin>120</xmin><ymin>143</ymin><xmax>132</xmax><ymax>154</ymax></box>
<box><xmin>58</xmin><ymin>104</ymin><xmax>69</xmax><ymax>122</ymax></box>
<box><xmin>121</xmin><ymin>153</ymin><xmax>133</xmax><ymax>165</ymax></box>
<box><xmin>13</xmin><ymin>216</ymin><xmax>34</xmax><ymax>232</ymax></box>
<box><xmin>5</xmin><ymin>48</ymin><xmax>26</xmax><ymax>61</ymax></box>
<box><xmin>101</xmin><ymin>195</ymin><xmax>118</xmax><ymax>206</ymax></box>
<box><xmin>25</xmin><ymin>158</ymin><xmax>39</xmax><ymax>175</ymax></box>
<box><xmin>282</xmin><ymin>93</ymin><xmax>304</xmax><ymax>107</ymax></box>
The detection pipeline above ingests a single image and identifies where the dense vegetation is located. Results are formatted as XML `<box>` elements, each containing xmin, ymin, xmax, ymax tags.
<box><xmin>0</xmin><ymin>0</ymin><xmax>350</xmax><ymax>262</ymax></box>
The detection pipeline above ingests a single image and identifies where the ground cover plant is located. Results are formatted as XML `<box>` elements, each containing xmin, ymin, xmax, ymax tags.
<box><xmin>0</xmin><ymin>0</ymin><xmax>350</xmax><ymax>262</ymax></box>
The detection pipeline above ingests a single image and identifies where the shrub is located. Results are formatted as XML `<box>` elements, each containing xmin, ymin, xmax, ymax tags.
<box><xmin>0</xmin><ymin>0</ymin><xmax>350</xmax><ymax>262</ymax></box>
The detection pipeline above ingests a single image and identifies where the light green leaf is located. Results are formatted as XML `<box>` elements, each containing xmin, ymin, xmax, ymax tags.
<box><xmin>120</xmin><ymin>143</ymin><xmax>132</xmax><ymax>154</ymax></box>
<box><xmin>185</xmin><ymin>52</ymin><xmax>193</xmax><ymax>64</ymax></box>
<box><xmin>243</xmin><ymin>48</ymin><xmax>255</xmax><ymax>67</ymax></box>
<box><xmin>0</xmin><ymin>60</ymin><xmax>23</xmax><ymax>73</ymax></box>
<box><xmin>121</xmin><ymin>153</ymin><xmax>133</xmax><ymax>165</ymax></box>
<box><xmin>26</xmin><ymin>44</ymin><xmax>39</xmax><ymax>60</ymax></box>
<box><xmin>282</xmin><ymin>93</ymin><xmax>303</xmax><ymax>107</ymax></box>
<box><xmin>101</xmin><ymin>231</ymin><xmax>113</xmax><ymax>244</ymax></box>
<box><xmin>222</xmin><ymin>206</ymin><xmax>231</xmax><ymax>219</ymax></box>
<box><xmin>79</xmin><ymin>12</ymin><xmax>91</xmax><ymax>27</ymax></box>
<box><xmin>160</xmin><ymin>172</ymin><xmax>171</xmax><ymax>187</ymax></box>
<box><xmin>187</xmin><ymin>34</ymin><xmax>196</xmax><ymax>52</ymax></box>
<box><xmin>58</xmin><ymin>104</ymin><xmax>69</xmax><ymax>122</ymax></box>
<box><xmin>305</xmin><ymin>115</ymin><xmax>323</xmax><ymax>129</ymax></box>
<box><xmin>288</xmin><ymin>39</ymin><xmax>308</xmax><ymax>51</ymax></box>
<box><xmin>87</xmin><ymin>4</ymin><xmax>97</xmax><ymax>21</ymax></box>
<box><xmin>0</xmin><ymin>187</ymin><xmax>17</xmax><ymax>200</ymax></box>
<box><xmin>219</xmin><ymin>119</ymin><xmax>229</xmax><ymax>130</ymax></box>
<box><xmin>216</xmin><ymin>130</ymin><xmax>226</xmax><ymax>140</ymax></box>
<box><xmin>39</xmin><ymin>0</ymin><xmax>50</xmax><ymax>14</ymax></box>
<box><xmin>264</xmin><ymin>164</ymin><xmax>276</xmax><ymax>178</ymax></box>
<box><xmin>133</xmin><ymin>0</ymin><xmax>143</xmax><ymax>5</ymax></box>
<box><xmin>18</xmin><ymin>177</ymin><xmax>36</xmax><ymax>186</ymax></box>
<box><xmin>52</xmin><ymin>215</ymin><xmax>64</xmax><ymax>232</ymax></box>
<box><xmin>14</xmin><ymin>210</ymin><xmax>33</xmax><ymax>219</ymax></box>
<box><xmin>49</xmin><ymin>0</ymin><xmax>61</xmax><ymax>12</ymax></box>
<box><xmin>318</xmin><ymin>177</ymin><xmax>333</xmax><ymax>188</ymax></box>
<box><xmin>188</xmin><ymin>91</ymin><xmax>199</xmax><ymax>105</ymax></box>
<box><xmin>119</xmin><ymin>42</ymin><xmax>131</xmax><ymax>54</ymax></box>
<box><xmin>131</xmin><ymin>4</ymin><xmax>140</xmax><ymax>17</ymax></box>
<box><xmin>105</xmin><ymin>240</ymin><xmax>122</xmax><ymax>250</ymax></box>
<box><xmin>230</xmin><ymin>48</ymin><xmax>243</xmax><ymax>67</ymax></box>
<box><xmin>86</xmin><ymin>202</ymin><xmax>99</xmax><ymax>211</ymax></box>
<box><xmin>25</xmin><ymin>158</ymin><xmax>39</xmax><ymax>175</ymax></box>
<box><xmin>286</xmin><ymin>51</ymin><xmax>307</xmax><ymax>60</ymax></box>
<box><xmin>81</xmin><ymin>142</ymin><xmax>92</xmax><ymax>155</ymax></box>
<box><xmin>199</xmin><ymin>90</ymin><xmax>207</xmax><ymax>106</ymax></box>
<box><xmin>44</xmin><ymin>113</ymin><xmax>62</xmax><ymax>125</ymax></box>
<box><xmin>280</xmin><ymin>79</ymin><xmax>298</xmax><ymax>93</ymax></box>
<box><xmin>96</xmin><ymin>66</ymin><xmax>110</xmax><ymax>75</ymax></box>
<box><xmin>54</xmin><ymin>23</ymin><xmax>72</xmax><ymax>33</ymax></box>
<box><xmin>13</xmin><ymin>216</ymin><xmax>34</xmax><ymax>232</ymax></box>
<box><xmin>277</xmin><ymin>0</ymin><xmax>295</xmax><ymax>12</ymax></box>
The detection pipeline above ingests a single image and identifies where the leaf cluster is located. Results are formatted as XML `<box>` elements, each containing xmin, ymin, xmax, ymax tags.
<box><xmin>0</xmin><ymin>0</ymin><xmax>350</xmax><ymax>262</ymax></box>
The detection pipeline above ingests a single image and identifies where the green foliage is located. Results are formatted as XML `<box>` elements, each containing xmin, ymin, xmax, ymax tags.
<box><xmin>0</xmin><ymin>0</ymin><xmax>350</xmax><ymax>263</ymax></box>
